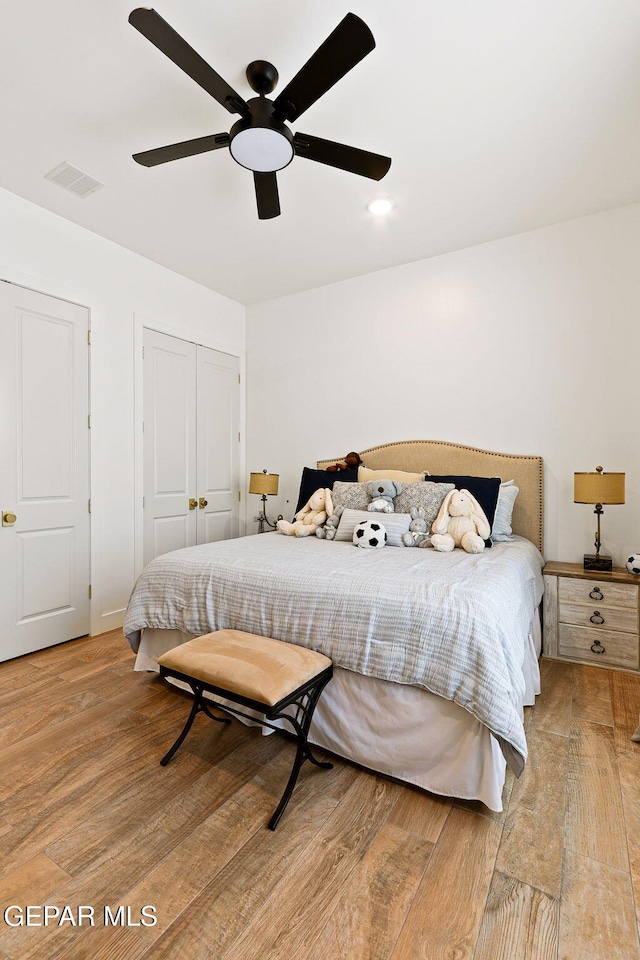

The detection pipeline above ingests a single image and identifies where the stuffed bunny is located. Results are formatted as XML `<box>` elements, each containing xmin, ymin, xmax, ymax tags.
<box><xmin>430</xmin><ymin>489</ymin><xmax>490</xmax><ymax>554</ymax></box>
<box><xmin>365</xmin><ymin>479</ymin><xmax>402</xmax><ymax>513</ymax></box>
<box><xmin>277</xmin><ymin>487</ymin><xmax>333</xmax><ymax>537</ymax></box>
<box><xmin>401</xmin><ymin>507</ymin><xmax>430</xmax><ymax>547</ymax></box>
<box><xmin>316</xmin><ymin>505</ymin><xmax>343</xmax><ymax>539</ymax></box>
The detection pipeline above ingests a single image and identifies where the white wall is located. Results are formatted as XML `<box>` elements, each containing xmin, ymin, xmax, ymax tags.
<box><xmin>247</xmin><ymin>203</ymin><xmax>640</xmax><ymax>565</ymax></box>
<box><xmin>0</xmin><ymin>186</ymin><xmax>245</xmax><ymax>635</ymax></box>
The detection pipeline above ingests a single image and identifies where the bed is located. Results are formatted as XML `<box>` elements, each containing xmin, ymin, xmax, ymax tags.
<box><xmin>124</xmin><ymin>440</ymin><xmax>545</xmax><ymax>811</ymax></box>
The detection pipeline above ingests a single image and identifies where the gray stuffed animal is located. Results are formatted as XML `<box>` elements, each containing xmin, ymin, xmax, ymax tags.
<box><xmin>365</xmin><ymin>479</ymin><xmax>402</xmax><ymax>513</ymax></box>
<box><xmin>401</xmin><ymin>507</ymin><xmax>430</xmax><ymax>547</ymax></box>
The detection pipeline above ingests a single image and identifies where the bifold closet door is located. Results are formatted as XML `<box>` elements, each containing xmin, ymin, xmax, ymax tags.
<box><xmin>143</xmin><ymin>328</ymin><xmax>240</xmax><ymax>566</ymax></box>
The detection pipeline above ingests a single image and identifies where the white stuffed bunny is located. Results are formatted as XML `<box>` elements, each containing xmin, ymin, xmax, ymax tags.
<box><xmin>430</xmin><ymin>489</ymin><xmax>490</xmax><ymax>554</ymax></box>
<box><xmin>277</xmin><ymin>488</ymin><xmax>334</xmax><ymax>537</ymax></box>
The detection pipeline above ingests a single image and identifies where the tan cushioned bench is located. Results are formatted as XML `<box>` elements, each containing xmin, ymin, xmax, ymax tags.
<box><xmin>158</xmin><ymin>630</ymin><xmax>334</xmax><ymax>830</ymax></box>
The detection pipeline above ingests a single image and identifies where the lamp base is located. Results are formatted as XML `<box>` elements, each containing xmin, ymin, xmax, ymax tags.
<box><xmin>583</xmin><ymin>554</ymin><xmax>613</xmax><ymax>572</ymax></box>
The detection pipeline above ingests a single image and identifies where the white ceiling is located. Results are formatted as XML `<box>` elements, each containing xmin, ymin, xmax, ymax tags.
<box><xmin>1</xmin><ymin>1</ymin><xmax>639</xmax><ymax>304</ymax></box>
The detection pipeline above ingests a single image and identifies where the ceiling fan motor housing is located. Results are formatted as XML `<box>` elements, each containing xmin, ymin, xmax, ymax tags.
<box><xmin>229</xmin><ymin>97</ymin><xmax>294</xmax><ymax>173</ymax></box>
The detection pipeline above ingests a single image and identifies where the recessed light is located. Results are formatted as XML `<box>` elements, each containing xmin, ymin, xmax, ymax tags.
<box><xmin>367</xmin><ymin>197</ymin><xmax>394</xmax><ymax>216</ymax></box>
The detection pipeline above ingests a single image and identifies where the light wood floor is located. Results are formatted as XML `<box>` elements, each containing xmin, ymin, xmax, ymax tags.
<box><xmin>1</xmin><ymin>631</ymin><xmax>640</xmax><ymax>960</ymax></box>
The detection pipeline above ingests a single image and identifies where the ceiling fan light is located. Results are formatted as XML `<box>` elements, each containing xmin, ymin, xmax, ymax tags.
<box><xmin>230</xmin><ymin>127</ymin><xmax>294</xmax><ymax>173</ymax></box>
<box><xmin>367</xmin><ymin>197</ymin><xmax>394</xmax><ymax>216</ymax></box>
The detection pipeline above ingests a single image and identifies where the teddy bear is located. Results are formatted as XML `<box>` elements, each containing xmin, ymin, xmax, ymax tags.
<box><xmin>277</xmin><ymin>487</ymin><xmax>334</xmax><ymax>537</ymax></box>
<box><xmin>430</xmin><ymin>489</ymin><xmax>490</xmax><ymax>554</ymax></box>
<box><xmin>365</xmin><ymin>479</ymin><xmax>402</xmax><ymax>513</ymax></box>
<box><xmin>326</xmin><ymin>451</ymin><xmax>363</xmax><ymax>473</ymax></box>
<box><xmin>401</xmin><ymin>507</ymin><xmax>431</xmax><ymax>547</ymax></box>
<box><xmin>315</xmin><ymin>506</ymin><xmax>343</xmax><ymax>539</ymax></box>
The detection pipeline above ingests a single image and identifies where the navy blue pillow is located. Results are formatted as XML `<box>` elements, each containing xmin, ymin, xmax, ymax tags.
<box><xmin>294</xmin><ymin>467</ymin><xmax>358</xmax><ymax>517</ymax></box>
<box><xmin>427</xmin><ymin>475</ymin><xmax>501</xmax><ymax>547</ymax></box>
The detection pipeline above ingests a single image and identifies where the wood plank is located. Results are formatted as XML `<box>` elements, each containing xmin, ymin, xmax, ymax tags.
<box><xmin>611</xmin><ymin>670</ymin><xmax>640</xmax><ymax>756</ymax></box>
<box><xmin>531</xmin><ymin>657</ymin><xmax>573</xmax><ymax>736</ymax></box>
<box><xmin>221</xmin><ymin>776</ymin><xmax>403</xmax><ymax>960</ymax></box>
<box><xmin>618</xmin><ymin>753</ymin><xmax>640</xmax><ymax>934</ymax></box>
<box><xmin>474</xmin><ymin>870</ymin><xmax>559</xmax><ymax>960</ymax></box>
<box><xmin>387</xmin><ymin>784</ymin><xmax>452</xmax><ymax>842</ymax></box>
<box><xmin>559</xmin><ymin>849</ymin><xmax>640</xmax><ymax>960</ymax></box>
<box><xmin>0</xmin><ymin>853</ymin><xmax>69</xmax><ymax>903</ymax></box>
<box><xmin>389</xmin><ymin>805</ymin><xmax>502</xmax><ymax>960</ymax></box>
<box><xmin>496</xmin><ymin>729</ymin><xmax>568</xmax><ymax>898</ymax></box>
<box><xmin>571</xmin><ymin>662</ymin><xmax>613</xmax><ymax>726</ymax></box>
<box><xmin>137</xmin><ymin>785</ymin><xmax>340</xmax><ymax>960</ymax></box>
<box><xmin>305</xmin><ymin>822</ymin><xmax>432</xmax><ymax>960</ymax></box>
<box><xmin>123</xmin><ymin>747</ymin><xmax>333</xmax><ymax>942</ymax></box>
<box><xmin>566</xmin><ymin>718</ymin><xmax>628</xmax><ymax>872</ymax></box>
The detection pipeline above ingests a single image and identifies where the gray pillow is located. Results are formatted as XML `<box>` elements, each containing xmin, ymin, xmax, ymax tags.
<box><xmin>492</xmin><ymin>481</ymin><xmax>519</xmax><ymax>541</ymax></box>
<box><xmin>393</xmin><ymin>482</ymin><xmax>455</xmax><ymax>528</ymax></box>
<box><xmin>334</xmin><ymin>508</ymin><xmax>412</xmax><ymax>547</ymax></box>
<box><xmin>331</xmin><ymin>481</ymin><xmax>370</xmax><ymax>513</ymax></box>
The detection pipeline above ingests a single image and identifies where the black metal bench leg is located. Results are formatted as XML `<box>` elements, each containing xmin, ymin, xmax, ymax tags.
<box><xmin>160</xmin><ymin>686</ymin><xmax>230</xmax><ymax>767</ymax></box>
<box><xmin>268</xmin><ymin>675</ymin><xmax>334</xmax><ymax>830</ymax></box>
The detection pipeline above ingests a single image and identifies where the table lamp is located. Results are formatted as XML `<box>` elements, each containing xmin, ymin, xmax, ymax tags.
<box><xmin>249</xmin><ymin>469</ymin><xmax>280</xmax><ymax>533</ymax></box>
<box><xmin>574</xmin><ymin>466</ymin><xmax>625</xmax><ymax>571</ymax></box>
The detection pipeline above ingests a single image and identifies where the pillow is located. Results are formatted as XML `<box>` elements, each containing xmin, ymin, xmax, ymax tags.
<box><xmin>334</xmin><ymin>508</ymin><xmax>412</xmax><ymax>547</ymax></box>
<box><xmin>492</xmin><ymin>481</ymin><xmax>519</xmax><ymax>541</ymax></box>
<box><xmin>294</xmin><ymin>467</ymin><xmax>358</xmax><ymax>516</ymax></box>
<box><xmin>330</xmin><ymin>480</ymin><xmax>370</xmax><ymax>513</ymax></box>
<box><xmin>358</xmin><ymin>466</ymin><xmax>425</xmax><ymax>483</ymax></box>
<box><xmin>426</xmin><ymin>476</ymin><xmax>501</xmax><ymax>546</ymax></box>
<box><xmin>393</xmin><ymin>482</ymin><xmax>455</xmax><ymax>528</ymax></box>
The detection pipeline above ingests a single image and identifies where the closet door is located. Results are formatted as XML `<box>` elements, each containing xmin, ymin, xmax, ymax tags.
<box><xmin>143</xmin><ymin>329</ymin><xmax>197</xmax><ymax>565</ymax></box>
<box><xmin>143</xmin><ymin>329</ymin><xmax>241</xmax><ymax>565</ymax></box>
<box><xmin>196</xmin><ymin>346</ymin><xmax>240</xmax><ymax>543</ymax></box>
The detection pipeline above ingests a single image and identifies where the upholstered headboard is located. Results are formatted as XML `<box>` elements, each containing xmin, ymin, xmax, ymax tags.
<box><xmin>318</xmin><ymin>440</ymin><xmax>544</xmax><ymax>554</ymax></box>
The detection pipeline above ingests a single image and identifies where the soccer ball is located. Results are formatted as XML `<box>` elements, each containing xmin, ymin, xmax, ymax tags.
<box><xmin>626</xmin><ymin>554</ymin><xmax>640</xmax><ymax>575</ymax></box>
<box><xmin>353</xmin><ymin>519</ymin><xmax>387</xmax><ymax>548</ymax></box>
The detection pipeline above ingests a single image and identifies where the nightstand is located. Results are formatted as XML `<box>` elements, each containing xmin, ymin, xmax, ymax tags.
<box><xmin>543</xmin><ymin>561</ymin><xmax>640</xmax><ymax>672</ymax></box>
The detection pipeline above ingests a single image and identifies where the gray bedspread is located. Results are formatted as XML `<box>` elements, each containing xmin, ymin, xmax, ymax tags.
<box><xmin>124</xmin><ymin>534</ymin><xmax>544</xmax><ymax>773</ymax></box>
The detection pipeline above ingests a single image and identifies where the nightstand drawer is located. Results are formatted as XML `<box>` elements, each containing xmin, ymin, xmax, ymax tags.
<box><xmin>559</xmin><ymin>601</ymin><xmax>637</xmax><ymax>633</ymax></box>
<box><xmin>559</xmin><ymin>578</ymin><xmax>638</xmax><ymax>610</ymax></box>
<box><xmin>558</xmin><ymin>623</ymin><xmax>639</xmax><ymax>670</ymax></box>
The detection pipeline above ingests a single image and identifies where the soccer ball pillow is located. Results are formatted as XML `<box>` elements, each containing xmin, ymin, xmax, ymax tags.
<box><xmin>626</xmin><ymin>554</ymin><xmax>640</xmax><ymax>575</ymax></box>
<box><xmin>353</xmin><ymin>519</ymin><xmax>387</xmax><ymax>548</ymax></box>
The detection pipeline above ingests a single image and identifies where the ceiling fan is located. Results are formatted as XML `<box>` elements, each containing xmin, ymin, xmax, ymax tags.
<box><xmin>128</xmin><ymin>8</ymin><xmax>391</xmax><ymax>219</ymax></box>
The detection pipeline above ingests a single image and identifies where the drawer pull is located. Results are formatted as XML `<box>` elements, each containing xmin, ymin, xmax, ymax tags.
<box><xmin>589</xmin><ymin>587</ymin><xmax>604</xmax><ymax>600</ymax></box>
<box><xmin>589</xmin><ymin>611</ymin><xmax>605</xmax><ymax>625</ymax></box>
<box><xmin>590</xmin><ymin>640</ymin><xmax>606</xmax><ymax>655</ymax></box>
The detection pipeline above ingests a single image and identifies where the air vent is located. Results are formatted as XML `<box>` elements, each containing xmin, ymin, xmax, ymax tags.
<box><xmin>45</xmin><ymin>161</ymin><xmax>104</xmax><ymax>198</ymax></box>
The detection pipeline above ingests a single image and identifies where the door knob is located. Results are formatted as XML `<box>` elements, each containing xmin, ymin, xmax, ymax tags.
<box><xmin>188</xmin><ymin>498</ymin><xmax>197</xmax><ymax>510</ymax></box>
<box><xmin>199</xmin><ymin>498</ymin><xmax>208</xmax><ymax>509</ymax></box>
<box><xmin>2</xmin><ymin>511</ymin><xmax>17</xmax><ymax>527</ymax></box>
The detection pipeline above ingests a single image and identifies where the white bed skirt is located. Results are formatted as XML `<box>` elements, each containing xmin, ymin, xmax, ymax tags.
<box><xmin>134</xmin><ymin>617</ymin><xmax>541</xmax><ymax>812</ymax></box>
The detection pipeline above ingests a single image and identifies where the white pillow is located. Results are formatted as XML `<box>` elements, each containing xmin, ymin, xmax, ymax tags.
<box><xmin>358</xmin><ymin>466</ymin><xmax>426</xmax><ymax>482</ymax></box>
<box><xmin>492</xmin><ymin>481</ymin><xmax>519</xmax><ymax>541</ymax></box>
<box><xmin>335</xmin><ymin>508</ymin><xmax>411</xmax><ymax>547</ymax></box>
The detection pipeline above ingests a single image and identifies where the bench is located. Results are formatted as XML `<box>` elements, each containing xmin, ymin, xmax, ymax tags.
<box><xmin>157</xmin><ymin>629</ymin><xmax>334</xmax><ymax>830</ymax></box>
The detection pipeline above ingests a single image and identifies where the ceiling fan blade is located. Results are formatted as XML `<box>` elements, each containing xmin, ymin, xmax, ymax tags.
<box><xmin>253</xmin><ymin>172</ymin><xmax>280</xmax><ymax>219</ymax></box>
<box><xmin>273</xmin><ymin>13</ymin><xmax>375</xmax><ymax>123</ymax></box>
<box><xmin>293</xmin><ymin>133</ymin><xmax>391</xmax><ymax>181</ymax></box>
<box><xmin>133</xmin><ymin>133</ymin><xmax>230</xmax><ymax>167</ymax></box>
<box><xmin>128</xmin><ymin>8</ymin><xmax>249</xmax><ymax>116</ymax></box>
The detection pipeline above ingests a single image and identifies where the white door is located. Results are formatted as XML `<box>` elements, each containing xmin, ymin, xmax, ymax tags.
<box><xmin>143</xmin><ymin>329</ymin><xmax>240</xmax><ymax>565</ymax></box>
<box><xmin>196</xmin><ymin>346</ymin><xmax>240</xmax><ymax>543</ymax></box>
<box><xmin>143</xmin><ymin>329</ymin><xmax>197</xmax><ymax>564</ymax></box>
<box><xmin>0</xmin><ymin>282</ymin><xmax>90</xmax><ymax>662</ymax></box>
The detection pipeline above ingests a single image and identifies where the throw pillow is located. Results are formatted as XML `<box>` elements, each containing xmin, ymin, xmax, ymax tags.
<box><xmin>393</xmin><ymin>482</ymin><xmax>455</xmax><ymax>528</ymax></box>
<box><xmin>334</xmin><ymin>508</ymin><xmax>412</xmax><ymax>547</ymax></box>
